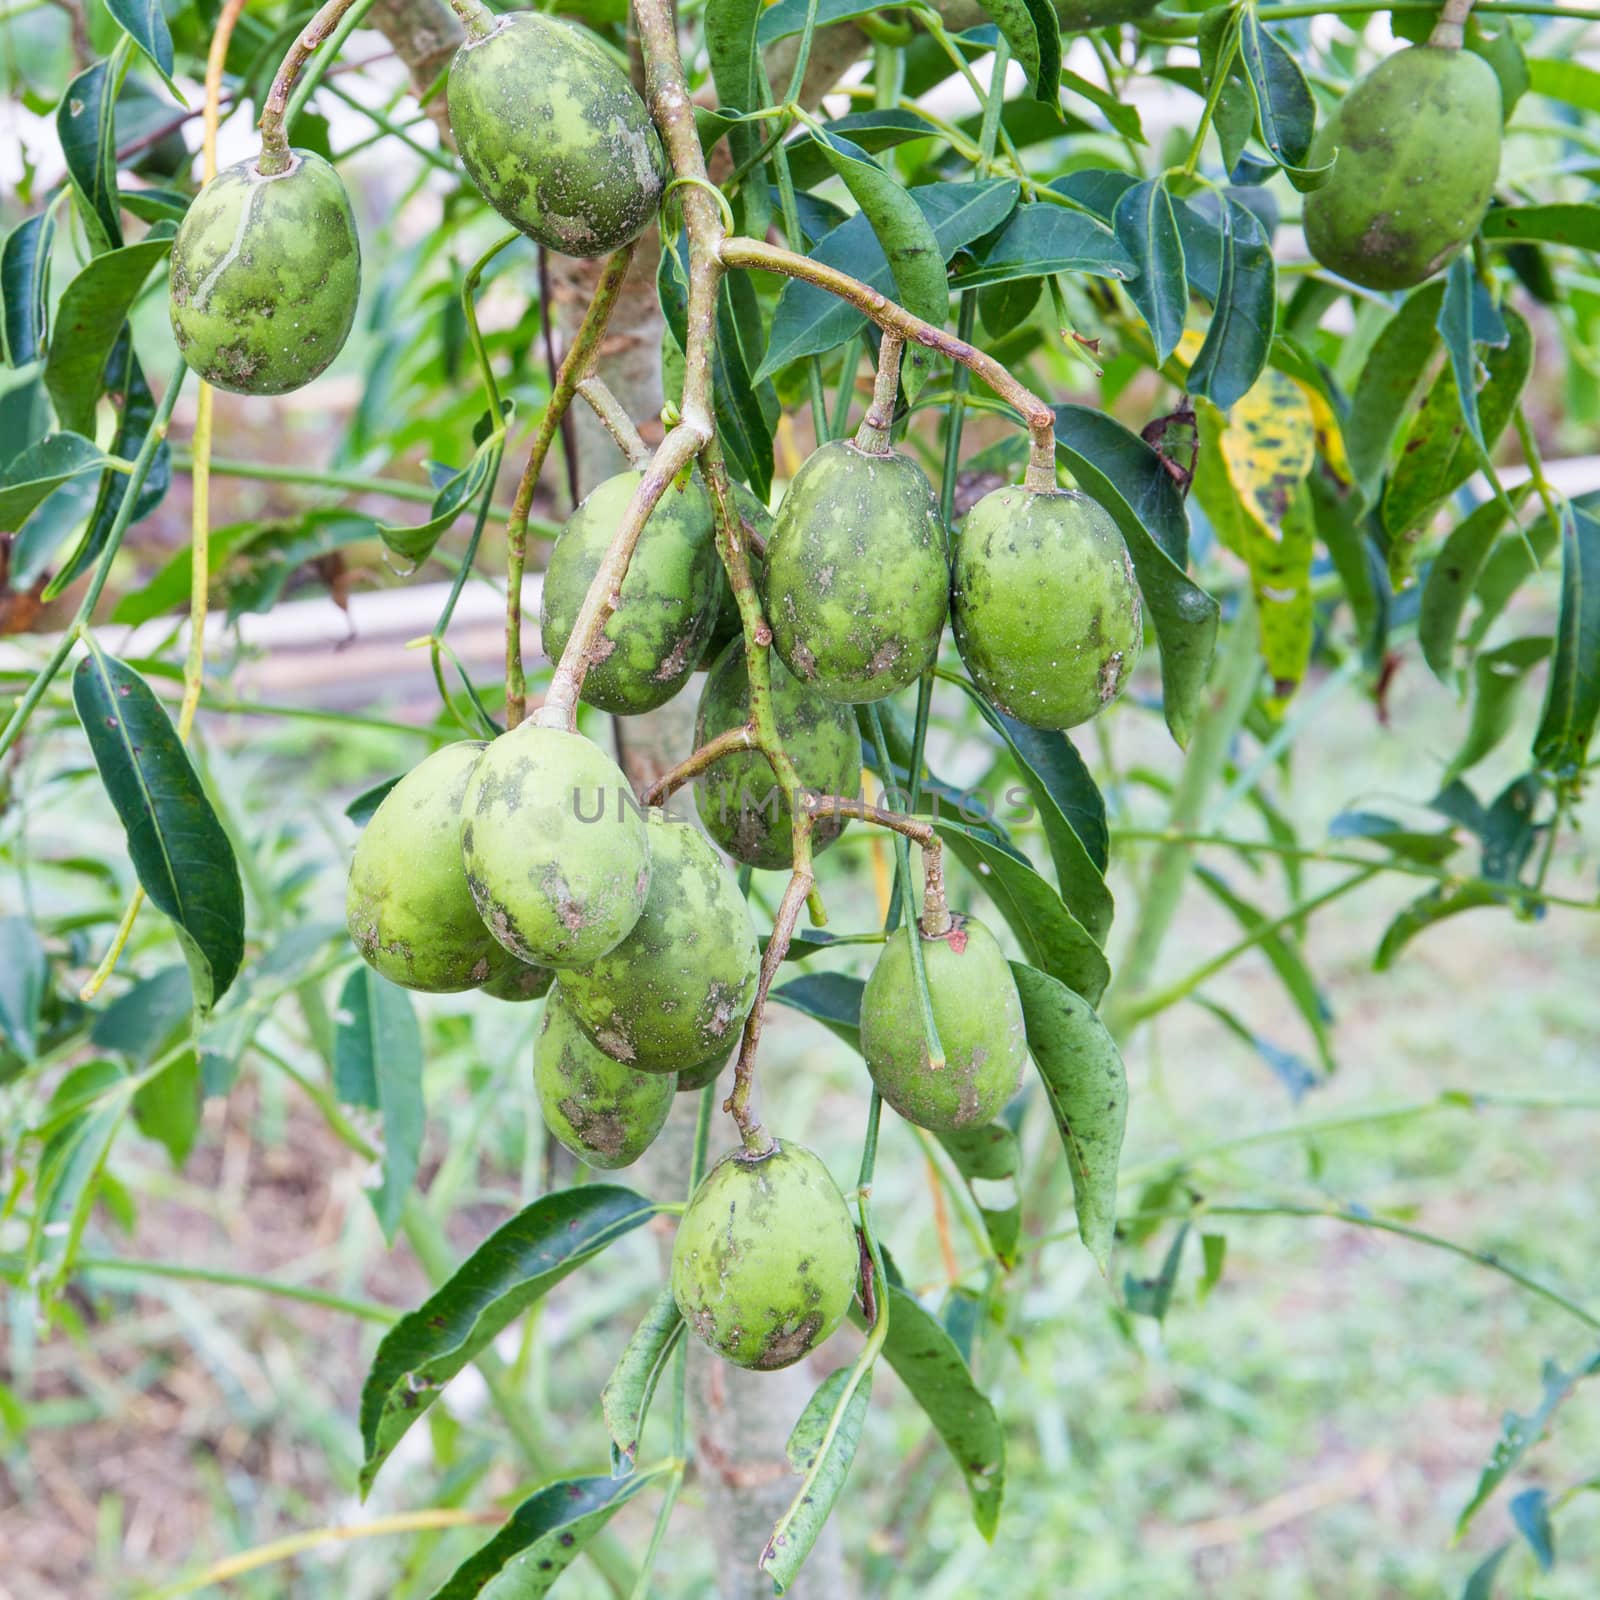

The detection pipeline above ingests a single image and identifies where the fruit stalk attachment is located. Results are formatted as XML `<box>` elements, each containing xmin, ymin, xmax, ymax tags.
<box><xmin>802</xmin><ymin>795</ymin><xmax>950</xmax><ymax>936</ymax></box>
<box><xmin>855</xmin><ymin>333</ymin><xmax>904</xmax><ymax>455</ymax></box>
<box><xmin>1429</xmin><ymin>0</ymin><xmax>1477</xmax><ymax>47</ymax></box>
<box><xmin>257</xmin><ymin>0</ymin><xmax>370</xmax><ymax>173</ymax></box>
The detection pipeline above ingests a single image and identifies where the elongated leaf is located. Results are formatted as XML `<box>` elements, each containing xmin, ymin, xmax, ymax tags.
<box><xmin>2</xmin><ymin>211</ymin><xmax>57</xmax><ymax>367</ymax></box>
<box><xmin>1374</xmin><ymin>882</ymin><xmax>1502</xmax><ymax>970</ymax></box>
<box><xmin>106</xmin><ymin>0</ymin><xmax>178</xmax><ymax>94</ymax></box>
<box><xmin>334</xmin><ymin>967</ymin><xmax>424</xmax><ymax>1241</ymax></box>
<box><xmin>1482</xmin><ymin>202</ymin><xmax>1600</xmax><ymax>252</ymax></box>
<box><xmin>977</xmin><ymin>0</ymin><xmax>1061</xmax><ymax>102</ymax></box>
<box><xmin>1444</xmin><ymin>636</ymin><xmax>1551</xmax><ymax>782</ymax></box>
<box><xmin>345</xmin><ymin>775</ymin><xmax>403</xmax><ymax>826</ymax></box>
<box><xmin>379</xmin><ymin>437</ymin><xmax>497</xmax><ymax>566</ymax></box>
<box><xmin>1461</xmin><ymin>1545</ymin><xmax>1511</xmax><ymax>1600</ymax></box>
<box><xmin>359</xmin><ymin>1185</ymin><xmax>655</xmax><ymax>1493</ymax></box>
<box><xmin>57</xmin><ymin>59</ymin><xmax>123</xmax><ymax>254</ymax></box>
<box><xmin>1510</xmin><ymin>1487</ymin><xmax>1555</xmax><ymax>1570</ymax></box>
<box><xmin>762</xmin><ymin>1368</ymin><xmax>873</xmax><ymax>1591</ymax></box>
<box><xmin>936</xmin><ymin>1122</ymin><xmax>1020</xmax><ymax>1182</ymax></box>
<box><xmin>0</xmin><ymin>919</ymin><xmax>49</xmax><ymax>1059</ymax></box>
<box><xmin>759</xmin><ymin>0</ymin><xmax>881</xmax><ymax>39</ymax></box>
<box><xmin>1532</xmin><ymin>504</ymin><xmax>1600</xmax><ymax>781</ymax></box>
<box><xmin>770</xmin><ymin>972</ymin><xmax>864</xmax><ymax>1050</ymax></box>
<box><xmin>1344</xmin><ymin>281</ymin><xmax>1445</xmax><ymax>500</ymax></box>
<box><xmin>73</xmin><ymin>646</ymin><xmax>244</xmax><ymax>1013</ymax></box>
<box><xmin>1124</xmin><ymin>1221</ymin><xmax>1189</xmax><ymax>1321</ymax></box>
<box><xmin>428</xmin><ymin>1472</ymin><xmax>657</xmax><ymax>1600</ymax></box>
<box><xmin>0</xmin><ymin>433</ymin><xmax>111</xmax><ymax>529</ymax></box>
<box><xmin>1527</xmin><ymin>55</ymin><xmax>1600</xmax><ymax>114</ymax></box>
<box><xmin>91</xmin><ymin>963</ymin><xmax>191</xmax><ymax>1060</ymax></box>
<box><xmin>1436</xmin><ymin>254</ymin><xmax>1501</xmax><ymax>456</ymax></box>
<box><xmin>44</xmin><ymin>236</ymin><xmax>173</xmax><ymax>438</ymax></box>
<box><xmin>1236</xmin><ymin>10</ymin><xmax>1331</xmax><ymax>189</ymax></box>
<box><xmin>132</xmin><ymin>1050</ymin><xmax>200</xmax><ymax>1168</ymax></box>
<box><xmin>760</xmin><ymin>181</ymin><xmax>1019</xmax><ymax>374</ymax></box>
<box><xmin>704</xmin><ymin>0</ymin><xmax>770</xmax><ymax>235</ymax></box>
<box><xmin>954</xmin><ymin>204</ymin><xmax>1136</xmax><ymax>290</ymax></box>
<box><xmin>1182</xmin><ymin>194</ymin><xmax>1275</xmax><ymax>410</ymax></box>
<box><xmin>28</xmin><ymin>1059</ymin><xmax>128</xmax><ymax>1289</ymax></box>
<box><xmin>1053</xmin><ymin>405</ymin><xmax>1220</xmax><ymax>747</ymax></box>
<box><xmin>601</xmin><ymin>1288</ymin><xmax>683</xmax><ymax>1472</ymax></box>
<box><xmin>1467</xmin><ymin>493</ymin><xmax>1595</xmax><ymax>653</ymax></box>
<box><xmin>934</xmin><ymin>820</ymin><xmax>1109</xmax><ymax>1004</ymax></box>
<box><xmin>1010</xmin><ymin>962</ymin><xmax>1126</xmax><ymax>1268</ymax></box>
<box><xmin>1112</xmin><ymin>177</ymin><xmax>1187</xmax><ymax>364</ymax></box>
<box><xmin>1417</xmin><ymin>489</ymin><xmax>1531</xmax><ymax>682</ymax></box>
<box><xmin>783</xmin><ymin>111</ymin><xmax>947</xmax><ymax>190</ymax></box>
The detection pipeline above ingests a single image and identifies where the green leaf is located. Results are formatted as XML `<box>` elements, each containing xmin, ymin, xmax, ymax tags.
<box><xmin>2</xmin><ymin>211</ymin><xmax>57</xmax><ymax>367</ymax></box>
<box><xmin>379</xmin><ymin>437</ymin><xmax>498</xmax><ymax>567</ymax></box>
<box><xmin>1532</xmin><ymin>505</ymin><xmax>1600</xmax><ymax>781</ymax></box>
<box><xmin>953</xmin><ymin>204</ymin><xmax>1136</xmax><ymax>290</ymax></box>
<box><xmin>345</xmin><ymin>775</ymin><xmax>403</xmax><ymax>827</ymax></box>
<box><xmin>1417</xmin><ymin>488</ymin><xmax>1533</xmax><ymax>682</ymax></box>
<box><xmin>28</xmin><ymin>1059</ymin><xmax>129</xmax><ymax>1291</ymax></box>
<box><xmin>1461</xmin><ymin>1545</ymin><xmax>1511</xmax><ymax>1600</ymax></box>
<box><xmin>1343</xmin><ymin>281</ymin><xmax>1445</xmax><ymax>501</ymax></box>
<box><xmin>90</xmin><ymin>963</ymin><xmax>191</xmax><ymax>1060</ymax></box>
<box><xmin>1435</xmin><ymin>254</ymin><xmax>1500</xmax><ymax>456</ymax></box>
<box><xmin>933</xmin><ymin>819</ymin><xmax>1109</xmax><ymax>1004</ymax></box>
<box><xmin>1456</xmin><ymin>1349</ymin><xmax>1600</xmax><ymax>1537</ymax></box>
<box><xmin>105</xmin><ymin>0</ymin><xmax>179</xmax><ymax>97</ymax></box>
<box><xmin>1236</xmin><ymin>10</ymin><xmax>1331</xmax><ymax>190</ymax></box>
<box><xmin>1467</xmin><ymin>493</ymin><xmax>1592</xmax><ymax>653</ymax></box>
<box><xmin>1374</xmin><ymin>882</ymin><xmax>1503</xmax><ymax>970</ymax></box>
<box><xmin>1061</xmin><ymin>66</ymin><xmax>1143</xmax><ymax>142</ymax></box>
<box><xmin>72</xmin><ymin>645</ymin><xmax>244</xmax><ymax>1014</ymax></box>
<box><xmin>875</xmin><ymin>1282</ymin><xmax>1005</xmax><ymax>1538</ymax></box>
<box><xmin>1124</xmin><ymin>1221</ymin><xmax>1189</xmax><ymax>1321</ymax></box>
<box><xmin>1182</xmin><ymin>194</ymin><xmax>1275</xmax><ymax>410</ymax></box>
<box><xmin>935</xmin><ymin>1122</ymin><xmax>1020</xmax><ymax>1182</ymax></box>
<box><xmin>57</xmin><ymin>59</ymin><xmax>124</xmax><ymax>254</ymax></box>
<box><xmin>762</xmin><ymin>1367</ymin><xmax>873</xmax><ymax>1591</ymax></box>
<box><xmin>974</xmin><ymin>0</ymin><xmax>1062</xmax><ymax>103</ymax></box>
<box><xmin>1527</xmin><ymin>56</ymin><xmax>1600</xmax><ymax>115</ymax></box>
<box><xmin>770</xmin><ymin>972</ymin><xmax>864</xmax><ymax>1050</ymax></box>
<box><xmin>0</xmin><ymin>918</ymin><xmax>49</xmax><ymax>1059</ymax></box>
<box><xmin>759</xmin><ymin>0</ymin><xmax>879</xmax><ymax>39</ymax></box>
<box><xmin>1010</xmin><ymin>962</ymin><xmax>1126</xmax><ymax>1269</ymax></box>
<box><xmin>600</xmin><ymin>1287</ymin><xmax>683</xmax><ymax>1472</ymax></box>
<box><xmin>1510</xmin><ymin>1487</ymin><xmax>1555</xmax><ymax>1571</ymax></box>
<box><xmin>1052</xmin><ymin>404</ymin><xmax>1221</xmax><ymax>747</ymax></box>
<box><xmin>1482</xmin><ymin>202</ymin><xmax>1600</xmax><ymax>252</ymax></box>
<box><xmin>1112</xmin><ymin>177</ymin><xmax>1187</xmax><ymax>364</ymax></box>
<box><xmin>44</xmin><ymin>235</ymin><xmax>173</xmax><ymax>439</ymax></box>
<box><xmin>1195</xmin><ymin>995</ymin><xmax>1320</xmax><ymax>1101</ymax></box>
<box><xmin>132</xmin><ymin>1050</ymin><xmax>201</xmax><ymax>1168</ymax></box>
<box><xmin>0</xmin><ymin>433</ymin><xmax>112</xmax><ymax>528</ymax></box>
<box><xmin>358</xmin><ymin>1185</ymin><xmax>655</xmax><ymax>1495</ymax></box>
<box><xmin>334</xmin><ymin>967</ymin><xmax>424</xmax><ymax>1242</ymax></box>
<box><xmin>760</xmin><ymin>181</ymin><xmax>1019</xmax><ymax>374</ymax></box>
<box><xmin>1444</xmin><ymin>636</ymin><xmax>1551</xmax><ymax>783</ymax></box>
<box><xmin>426</xmin><ymin>1471</ymin><xmax>658</xmax><ymax>1600</ymax></box>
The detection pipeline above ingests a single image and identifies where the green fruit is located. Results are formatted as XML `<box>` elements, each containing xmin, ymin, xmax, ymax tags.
<box><xmin>560</xmin><ymin>814</ymin><xmax>758</xmax><ymax>1073</ymax></box>
<box><xmin>168</xmin><ymin>150</ymin><xmax>360</xmax><ymax>396</ymax></box>
<box><xmin>346</xmin><ymin>743</ymin><xmax>500</xmax><ymax>993</ymax></box>
<box><xmin>541</xmin><ymin>471</ymin><xmax>719</xmax><ymax>716</ymax></box>
<box><xmin>952</xmin><ymin>485</ymin><xmax>1142</xmax><ymax>730</ymax></box>
<box><xmin>447</xmin><ymin>12</ymin><xmax>666</xmax><ymax>257</ymax></box>
<box><xmin>1303</xmin><ymin>46</ymin><xmax>1502</xmax><ymax>291</ymax></box>
<box><xmin>676</xmin><ymin>1050</ymin><xmax>730</xmax><ymax>1093</ymax></box>
<box><xmin>480</xmin><ymin>945</ymin><xmax>556</xmax><ymax>1002</ymax></box>
<box><xmin>671</xmin><ymin>1140</ymin><xmax>858</xmax><ymax>1370</ymax></box>
<box><xmin>860</xmin><ymin>914</ymin><xmax>1027</xmax><ymax>1132</ymax></box>
<box><xmin>701</xmin><ymin>485</ymin><xmax>774</xmax><ymax>663</ymax></box>
<box><xmin>461</xmin><ymin>725</ymin><xmax>650</xmax><ymax>968</ymax></box>
<box><xmin>535</xmin><ymin>984</ymin><xmax>675</xmax><ymax>1168</ymax></box>
<box><xmin>766</xmin><ymin>439</ymin><xmax>948</xmax><ymax>703</ymax></box>
<box><xmin>694</xmin><ymin>639</ymin><xmax>859</xmax><ymax>870</ymax></box>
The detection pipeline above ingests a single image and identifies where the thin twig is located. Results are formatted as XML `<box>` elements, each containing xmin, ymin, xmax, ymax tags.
<box><xmin>639</xmin><ymin>722</ymin><xmax>757</xmax><ymax>806</ymax></box>
<box><xmin>576</xmin><ymin>375</ymin><xmax>653</xmax><ymax>469</ymax></box>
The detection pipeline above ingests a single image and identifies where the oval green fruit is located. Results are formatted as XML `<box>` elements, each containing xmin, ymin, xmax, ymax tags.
<box><xmin>447</xmin><ymin>12</ymin><xmax>666</xmax><ymax>257</ymax></box>
<box><xmin>671</xmin><ymin>1140</ymin><xmax>858</xmax><ymax>1370</ymax></box>
<box><xmin>346</xmin><ymin>743</ymin><xmax>500</xmax><ymax>993</ymax></box>
<box><xmin>168</xmin><ymin>149</ymin><xmax>360</xmax><ymax>396</ymax></box>
<box><xmin>694</xmin><ymin>638</ymin><xmax>859</xmax><ymax>870</ymax></box>
<box><xmin>766</xmin><ymin>439</ymin><xmax>948</xmax><ymax>703</ymax></box>
<box><xmin>559</xmin><ymin>814</ymin><xmax>758</xmax><ymax>1073</ymax></box>
<box><xmin>676</xmin><ymin>1050</ymin><xmax>730</xmax><ymax>1093</ymax></box>
<box><xmin>701</xmin><ymin>484</ymin><xmax>774</xmax><ymax>664</ymax></box>
<box><xmin>952</xmin><ymin>485</ymin><xmax>1142</xmax><ymax>730</ymax></box>
<box><xmin>860</xmin><ymin>914</ymin><xmax>1027</xmax><ymax>1132</ymax></box>
<box><xmin>535</xmin><ymin>983</ymin><xmax>675</xmax><ymax>1168</ymax></box>
<box><xmin>541</xmin><ymin>471</ymin><xmax>718</xmax><ymax>715</ymax></box>
<box><xmin>480</xmin><ymin>945</ymin><xmax>556</xmax><ymax>1002</ymax></box>
<box><xmin>461</xmin><ymin>724</ymin><xmax>650</xmax><ymax>968</ymax></box>
<box><xmin>1303</xmin><ymin>46</ymin><xmax>1502</xmax><ymax>291</ymax></box>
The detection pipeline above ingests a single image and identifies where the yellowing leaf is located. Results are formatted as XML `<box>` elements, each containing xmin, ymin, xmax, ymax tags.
<box><xmin>1295</xmin><ymin>379</ymin><xmax>1353</xmax><ymax>487</ymax></box>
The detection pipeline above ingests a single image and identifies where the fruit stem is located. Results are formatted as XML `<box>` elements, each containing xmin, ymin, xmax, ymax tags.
<box><xmin>504</xmin><ymin>242</ymin><xmax>637</xmax><ymax>729</ymax></box>
<box><xmin>257</xmin><ymin>0</ymin><xmax>368</xmax><ymax>173</ymax></box>
<box><xmin>639</xmin><ymin>721</ymin><xmax>758</xmax><ymax>807</ymax></box>
<box><xmin>1428</xmin><ymin>0</ymin><xmax>1477</xmax><ymax>47</ymax></box>
<box><xmin>576</xmin><ymin>376</ymin><xmax>653</xmax><ymax>470</ymax></box>
<box><xmin>719</xmin><ymin>235</ymin><xmax>1059</xmax><ymax>486</ymax></box>
<box><xmin>444</xmin><ymin>0</ymin><xmax>497</xmax><ymax>41</ymax></box>
<box><xmin>854</xmin><ymin>333</ymin><xmax>903</xmax><ymax>455</ymax></box>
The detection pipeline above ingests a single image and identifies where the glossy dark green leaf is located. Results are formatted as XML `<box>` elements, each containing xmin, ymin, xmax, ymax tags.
<box><xmin>704</xmin><ymin>0</ymin><xmax>771</xmax><ymax>235</ymax></box>
<box><xmin>1236</xmin><ymin>10</ymin><xmax>1331</xmax><ymax>189</ymax></box>
<box><xmin>758</xmin><ymin>0</ymin><xmax>880</xmax><ymax>41</ymax></box>
<box><xmin>601</xmin><ymin>1287</ymin><xmax>682</xmax><ymax>1473</ymax></box>
<box><xmin>1195</xmin><ymin>867</ymin><xmax>1335</xmax><ymax>1075</ymax></box>
<box><xmin>118</xmin><ymin>186</ymin><xmax>190</xmax><ymax>226</ymax></box>
<box><xmin>954</xmin><ymin>204</ymin><xmax>1136</xmax><ymax>290</ymax></box>
<box><xmin>334</xmin><ymin>967</ymin><xmax>424</xmax><ymax>1241</ymax></box>
<box><xmin>1053</xmin><ymin>404</ymin><xmax>1220</xmax><ymax>747</ymax></box>
<box><xmin>1417</xmin><ymin>489</ymin><xmax>1532</xmax><ymax>682</ymax></box>
<box><xmin>877</xmin><ymin>1283</ymin><xmax>1005</xmax><ymax>1537</ymax></box>
<box><xmin>770</xmin><ymin>972</ymin><xmax>864</xmax><ymax>1051</ymax></box>
<box><xmin>1532</xmin><ymin>504</ymin><xmax>1600</xmax><ymax>781</ymax></box>
<box><xmin>379</xmin><ymin>436</ymin><xmax>497</xmax><ymax>567</ymax></box>
<box><xmin>1112</xmin><ymin>177</ymin><xmax>1187</xmax><ymax>364</ymax></box>
<box><xmin>0</xmin><ymin>433</ymin><xmax>112</xmax><ymax>529</ymax></box>
<box><xmin>782</xmin><ymin>111</ymin><xmax>944</xmax><ymax>191</ymax></box>
<box><xmin>1344</xmin><ymin>281</ymin><xmax>1445</xmax><ymax>500</ymax></box>
<box><xmin>0</xmin><ymin>918</ymin><xmax>49</xmax><ymax>1059</ymax></box>
<box><xmin>2</xmin><ymin>210</ymin><xmax>57</xmax><ymax>367</ymax></box>
<box><xmin>44</xmin><ymin>235</ymin><xmax>173</xmax><ymax>438</ymax></box>
<box><xmin>106</xmin><ymin>0</ymin><xmax>178</xmax><ymax>94</ymax></box>
<box><xmin>935</xmin><ymin>820</ymin><xmax>1109</xmax><ymax>1004</ymax></box>
<box><xmin>1050</xmin><ymin>168</ymin><xmax>1138</xmax><ymax>222</ymax></box>
<box><xmin>1444</xmin><ymin>636</ymin><xmax>1551</xmax><ymax>783</ymax></box>
<box><xmin>975</xmin><ymin>0</ymin><xmax>1061</xmax><ymax>102</ymax></box>
<box><xmin>762</xmin><ymin>1367</ymin><xmax>873</xmax><ymax>1590</ymax></box>
<box><xmin>427</xmin><ymin>1471</ymin><xmax>658</xmax><ymax>1600</ymax></box>
<box><xmin>1011</xmin><ymin>962</ymin><xmax>1126</xmax><ymax>1269</ymax></box>
<box><xmin>1062</xmin><ymin>66</ymin><xmax>1142</xmax><ymax>142</ymax></box>
<box><xmin>1482</xmin><ymin>202</ymin><xmax>1600</xmax><ymax>252</ymax></box>
<box><xmin>760</xmin><ymin>181</ymin><xmax>1019</xmax><ymax>374</ymax></box>
<box><xmin>72</xmin><ymin>645</ymin><xmax>244</xmax><ymax>1014</ymax></box>
<box><xmin>131</xmin><ymin>1050</ymin><xmax>201</xmax><ymax>1168</ymax></box>
<box><xmin>358</xmin><ymin>1185</ymin><xmax>655</xmax><ymax>1494</ymax></box>
<box><xmin>57</xmin><ymin>59</ymin><xmax>124</xmax><ymax>253</ymax></box>
<box><xmin>936</xmin><ymin>1122</ymin><xmax>1020</xmax><ymax>1181</ymax></box>
<box><xmin>1181</xmin><ymin>194</ymin><xmax>1275</xmax><ymax>410</ymax></box>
